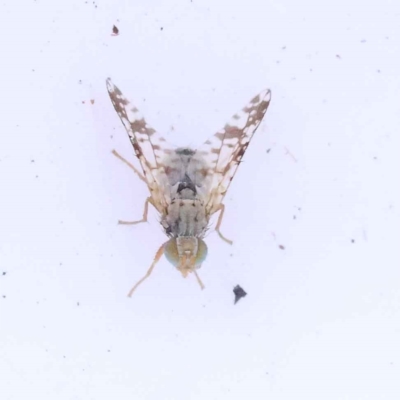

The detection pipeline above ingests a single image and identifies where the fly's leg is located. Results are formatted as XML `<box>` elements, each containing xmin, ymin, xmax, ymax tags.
<box><xmin>127</xmin><ymin>244</ymin><xmax>165</xmax><ymax>297</ymax></box>
<box><xmin>118</xmin><ymin>197</ymin><xmax>153</xmax><ymax>225</ymax></box>
<box><xmin>194</xmin><ymin>270</ymin><xmax>205</xmax><ymax>290</ymax></box>
<box><xmin>111</xmin><ymin>149</ymin><xmax>146</xmax><ymax>183</ymax></box>
<box><xmin>215</xmin><ymin>203</ymin><xmax>233</xmax><ymax>245</ymax></box>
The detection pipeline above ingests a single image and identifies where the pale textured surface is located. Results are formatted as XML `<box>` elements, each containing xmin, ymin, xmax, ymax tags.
<box><xmin>1</xmin><ymin>1</ymin><xmax>400</xmax><ymax>399</ymax></box>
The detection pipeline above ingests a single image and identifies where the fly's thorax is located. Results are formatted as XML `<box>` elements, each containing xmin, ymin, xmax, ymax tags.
<box><xmin>164</xmin><ymin>236</ymin><xmax>208</xmax><ymax>277</ymax></box>
<box><xmin>162</xmin><ymin>199</ymin><xmax>208</xmax><ymax>237</ymax></box>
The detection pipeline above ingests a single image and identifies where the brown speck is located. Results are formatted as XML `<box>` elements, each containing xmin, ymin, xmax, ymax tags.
<box><xmin>82</xmin><ymin>100</ymin><xmax>85</xmax><ymax>104</ymax></box>
<box><xmin>279</xmin><ymin>244</ymin><xmax>285</xmax><ymax>250</ymax></box>
<box><xmin>233</xmin><ymin>285</ymin><xmax>247</xmax><ymax>304</ymax></box>
<box><xmin>90</xmin><ymin>99</ymin><xmax>95</xmax><ymax>105</ymax></box>
<box><xmin>112</xmin><ymin>25</ymin><xmax>119</xmax><ymax>35</ymax></box>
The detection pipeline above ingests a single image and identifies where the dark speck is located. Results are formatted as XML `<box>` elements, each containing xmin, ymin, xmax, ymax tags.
<box><xmin>2</xmin><ymin>272</ymin><xmax>6</xmax><ymax>276</ymax></box>
<box><xmin>279</xmin><ymin>244</ymin><xmax>285</xmax><ymax>250</ymax></box>
<box><xmin>351</xmin><ymin>239</ymin><xmax>355</xmax><ymax>243</ymax></box>
<box><xmin>233</xmin><ymin>285</ymin><xmax>247</xmax><ymax>304</ymax></box>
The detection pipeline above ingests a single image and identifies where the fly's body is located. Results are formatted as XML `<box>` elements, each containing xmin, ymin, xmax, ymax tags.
<box><xmin>106</xmin><ymin>79</ymin><xmax>271</xmax><ymax>295</ymax></box>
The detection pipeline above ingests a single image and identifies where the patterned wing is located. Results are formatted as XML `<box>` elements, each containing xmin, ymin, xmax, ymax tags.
<box><xmin>106</xmin><ymin>78</ymin><xmax>174</xmax><ymax>213</ymax></box>
<box><xmin>198</xmin><ymin>88</ymin><xmax>272</xmax><ymax>215</ymax></box>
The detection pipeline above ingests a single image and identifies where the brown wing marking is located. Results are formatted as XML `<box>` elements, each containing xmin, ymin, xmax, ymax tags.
<box><xmin>106</xmin><ymin>78</ymin><xmax>174</xmax><ymax>213</ymax></box>
<box><xmin>197</xmin><ymin>89</ymin><xmax>271</xmax><ymax>216</ymax></box>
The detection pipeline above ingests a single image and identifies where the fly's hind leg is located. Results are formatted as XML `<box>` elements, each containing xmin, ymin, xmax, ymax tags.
<box><xmin>215</xmin><ymin>203</ymin><xmax>233</xmax><ymax>245</ymax></box>
<box><xmin>112</xmin><ymin>149</ymin><xmax>146</xmax><ymax>183</ymax></box>
<box><xmin>118</xmin><ymin>197</ymin><xmax>153</xmax><ymax>225</ymax></box>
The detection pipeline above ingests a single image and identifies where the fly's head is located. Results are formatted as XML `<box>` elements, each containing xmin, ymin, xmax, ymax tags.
<box><xmin>164</xmin><ymin>236</ymin><xmax>207</xmax><ymax>287</ymax></box>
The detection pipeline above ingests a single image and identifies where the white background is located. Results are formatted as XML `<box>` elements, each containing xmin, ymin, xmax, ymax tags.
<box><xmin>1</xmin><ymin>1</ymin><xmax>399</xmax><ymax>399</ymax></box>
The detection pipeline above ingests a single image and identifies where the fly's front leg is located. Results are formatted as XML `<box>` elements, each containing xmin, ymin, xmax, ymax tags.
<box><xmin>111</xmin><ymin>149</ymin><xmax>146</xmax><ymax>183</ymax></box>
<box><xmin>118</xmin><ymin>197</ymin><xmax>153</xmax><ymax>225</ymax></box>
<box><xmin>215</xmin><ymin>203</ymin><xmax>233</xmax><ymax>245</ymax></box>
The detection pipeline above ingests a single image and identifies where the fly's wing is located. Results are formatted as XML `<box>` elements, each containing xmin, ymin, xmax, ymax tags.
<box><xmin>106</xmin><ymin>78</ymin><xmax>174</xmax><ymax>214</ymax></box>
<box><xmin>197</xmin><ymin>89</ymin><xmax>272</xmax><ymax>216</ymax></box>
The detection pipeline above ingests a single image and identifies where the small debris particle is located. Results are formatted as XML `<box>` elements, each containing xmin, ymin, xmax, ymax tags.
<box><xmin>82</xmin><ymin>100</ymin><xmax>85</xmax><ymax>104</ymax></box>
<box><xmin>279</xmin><ymin>244</ymin><xmax>285</xmax><ymax>250</ymax></box>
<box><xmin>281</xmin><ymin>46</ymin><xmax>286</xmax><ymax>50</ymax></box>
<box><xmin>90</xmin><ymin>99</ymin><xmax>95</xmax><ymax>105</ymax></box>
<box><xmin>2</xmin><ymin>272</ymin><xmax>6</xmax><ymax>276</ymax></box>
<box><xmin>293</xmin><ymin>215</ymin><xmax>296</xmax><ymax>220</ymax></box>
<box><xmin>351</xmin><ymin>239</ymin><xmax>355</xmax><ymax>243</ymax></box>
<box><xmin>360</xmin><ymin>39</ymin><xmax>366</xmax><ymax>43</ymax></box>
<box><xmin>31</xmin><ymin>159</ymin><xmax>35</xmax><ymax>163</ymax></box>
<box><xmin>112</xmin><ymin>25</ymin><xmax>119</xmax><ymax>35</ymax></box>
<box><xmin>336</xmin><ymin>54</ymin><xmax>341</xmax><ymax>59</ymax></box>
<box><xmin>2</xmin><ymin>295</ymin><xmax>6</xmax><ymax>299</ymax></box>
<box><xmin>266</xmin><ymin>148</ymin><xmax>271</xmax><ymax>154</ymax></box>
<box><xmin>233</xmin><ymin>285</ymin><xmax>247</xmax><ymax>304</ymax></box>
<box><xmin>160</xmin><ymin>27</ymin><xmax>163</xmax><ymax>31</ymax></box>
<box><xmin>77</xmin><ymin>302</ymin><xmax>80</xmax><ymax>306</ymax></box>
<box><xmin>284</xmin><ymin>146</ymin><xmax>298</xmax><ymax>163</ymax></box>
